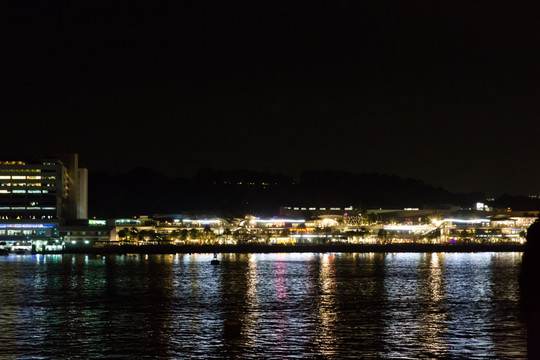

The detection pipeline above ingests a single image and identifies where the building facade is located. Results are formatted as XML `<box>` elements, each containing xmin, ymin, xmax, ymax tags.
<box><xmin>0</xmin><ymin>154</ymin><xmax>90</xmax><ymax>253</ymax></box>
<box><xmin>0</xmin><ymin>154</ymin><xmax>87</xmax><ymax>221</ymax></box>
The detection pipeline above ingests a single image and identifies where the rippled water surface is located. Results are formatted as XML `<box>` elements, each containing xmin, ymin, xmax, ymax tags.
<box><xmin>0</xmin><ymin>252</ymin><xmax>526</xmax><ymax>359</ymax></box>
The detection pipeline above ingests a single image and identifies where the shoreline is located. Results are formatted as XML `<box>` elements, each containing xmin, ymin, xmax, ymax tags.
<box><xmin>60</xmin><ymin>243</ymin><xmax>525</xmax><ymax>254</ymax></box>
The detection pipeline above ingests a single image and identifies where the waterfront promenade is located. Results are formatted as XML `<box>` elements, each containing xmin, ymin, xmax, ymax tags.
<box><xmin>63</xmin><ymin>243</ymin><xmax>525</xmax><ymax>254</ymax></box>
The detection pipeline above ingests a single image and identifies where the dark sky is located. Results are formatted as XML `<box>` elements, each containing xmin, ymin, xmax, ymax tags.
<box><xmin>1</xmin><ymin>1</ymin><xmax>539</xmax><ymax>195</ymax></box>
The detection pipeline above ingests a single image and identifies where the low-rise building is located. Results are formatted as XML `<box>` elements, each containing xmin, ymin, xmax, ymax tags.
<box><xmin>0</xmin><ymin>220</ymin><xmax>63</xmax><ymax>253</ymax></box>
<box><xmin>60</xmin><ymin>219</ymin><xmax>116</xmax><ymax>248</ymax></box>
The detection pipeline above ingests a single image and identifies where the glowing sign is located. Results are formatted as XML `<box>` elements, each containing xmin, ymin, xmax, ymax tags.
<box><xmin>89</xmin><ymin>220</ymin><xmax>106</xmax><ymax>226</ymax></box>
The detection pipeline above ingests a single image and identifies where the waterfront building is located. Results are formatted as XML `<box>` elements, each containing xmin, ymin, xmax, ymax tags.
<box><xmin>280</xmin><ymin>205</ymin><xmax>358</xmax><ymax>219</ymax></box>
<box><xmin>108</xmin><ymin>210</ymin><xmax>534</xmax><ymax>247</ymax></box>
<box><xmin>61</xmin><ymin>219</ymin><xmax>115</xmax><ymax>248</ymax></box>
<box><xmin>0</xmin><ymin>220</ymin><xmax>63</xmax><ymax>253</ymax></box>
<box><xmin>113</xmin><ymin>216</ymin><xmax>229</xmax><ymax>244</ymax></box>
<box><xmin>0</xmin><ymin>154</ymin><xmax>88</xmax><ymax>252</ymax></box>
<box><xmin>236</xmin><ymin>216</ymin><xmax>307</xmax><ymax>244</ymax></box>
<box><xmin>0</xmin><ymin>154</ymin><xmax>87</xmax><ymax>221</ymax></box>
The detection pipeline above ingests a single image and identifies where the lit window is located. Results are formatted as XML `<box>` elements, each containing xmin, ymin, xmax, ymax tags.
<box><xmin>0</xmin><ymin>190</ymin><xmax>9</xmax><ymax>193</ymax></box>
<box><xmin>12</xmin><ymin>190</ymin><xmax>26</xmax><ymax>194</ymax></box>
<box><xmin>0</xmin><ymin>176</ymin><xmax>10</xmax><ymax>179</ymax></box>
<box><xmin>12</xmin><ymin>176</ymin><xmax>26</xmax><ymax>180</ymax></box>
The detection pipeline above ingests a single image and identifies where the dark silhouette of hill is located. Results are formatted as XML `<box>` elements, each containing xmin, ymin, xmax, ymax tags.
<box><xmin>489</xmin><ymin>193</ymin><xmax>540</xmax><ymax>211</ymax></box>
<box><xmin>88</xmin><ymin>168</ymin><xmax>491</xmax><ymax>218</ymax></box>
<box><xmin>89</xmin><ymin>168</ymin><xmax>295</xmax><ymax>218</ymax></box>
<box><xmin>294</xmin><ymin>170</ymin><xmax>480</xmax><ymax>208</ymax></box>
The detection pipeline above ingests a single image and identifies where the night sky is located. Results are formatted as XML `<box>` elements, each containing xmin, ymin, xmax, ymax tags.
<box><xmin>2</xmin><ymin>1</ymin><xmax>539</xmax><ymax>196</ymax></box>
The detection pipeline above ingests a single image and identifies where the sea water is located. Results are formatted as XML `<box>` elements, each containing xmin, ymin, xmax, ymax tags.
<box><xmin>0</xmin><ymin>252</ymin><xmax>526</xmax><ymax>359</ymax></box>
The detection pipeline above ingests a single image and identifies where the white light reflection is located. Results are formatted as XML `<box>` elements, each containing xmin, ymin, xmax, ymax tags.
<box><xmin>415</xmin><ymin>253</ymin><xmax>449</xmax><ymax>356</ymax></box>
<box><xmin>272</xmin><ymin>256</ymin><xmax>288</xmax><ymax>347</ymax></box>
<box><xmin>429</xmin><ymin>253</ymin><xmax>444</xmax><ymax>302</ymax></box>
<box><xmin>381</xmin><ymin>253</ymin><xmax>422</xmax><ymax>358</ymax></box>
<box><xmin>243</xmin><ymin>254</ymin><xmax>260</xmax><ymax>347</ymax></box>
<box><xmin>180</xmin><ymin>254</ymin><xmax>204</xmax><ymax>335</ymax></box>
<box><xmin>317</xmin><ymin>253</ymin><xmax>338</xmax><ymax>356</ymax></box>
<box><xmin>443</xmin><ymin>253</ymin><xmax>497</xmax><ymax>358</ymax></box>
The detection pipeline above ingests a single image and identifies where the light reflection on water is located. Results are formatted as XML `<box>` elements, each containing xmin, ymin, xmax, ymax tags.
<box><xmin>0</xmin><ymin>252</ymin><xmax>526</xmax><ymax>359</ymax></box>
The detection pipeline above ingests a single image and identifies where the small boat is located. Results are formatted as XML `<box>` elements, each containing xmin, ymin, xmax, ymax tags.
<box><xmin>211</xmin><ymin>253</ymin><xmax>220</xmax><ymax>265</ymax></box>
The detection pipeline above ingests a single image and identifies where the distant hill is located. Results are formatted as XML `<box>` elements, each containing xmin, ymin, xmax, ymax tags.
<box><xmin>87</xmin><ymin>168</ymin><xmax>526</xmax><ymax>219</ymax></box>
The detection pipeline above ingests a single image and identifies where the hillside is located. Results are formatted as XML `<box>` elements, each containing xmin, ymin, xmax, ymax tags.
<box><xmin>87</xmin><ymin>168</ymin><xmax>520</xmax><ymax>219</ymax></box>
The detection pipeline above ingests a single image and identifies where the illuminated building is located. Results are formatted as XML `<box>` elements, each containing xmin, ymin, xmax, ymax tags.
<box><xmin>0</xmin><ymin>154</ymin><xmax>89</xmax><ymax>253</ymax></box>
<box><xmin>280</xmin><ymin>205</ymin><xmax>357</xmax><ymax>218</ymax></box>
<box><xmin>0</xmin><ymin>221</ymin><xmax>62</xmax><ymax>253</ymax></box>
<box><xmin>61</xmin><ymin>219</ymin><xmax>116</xmax><ymax>247</ymax></box>
<box><xmin>0</xmin><ymin>154</ymin><xmax>87</xmax><ymax>221</ymax></box>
